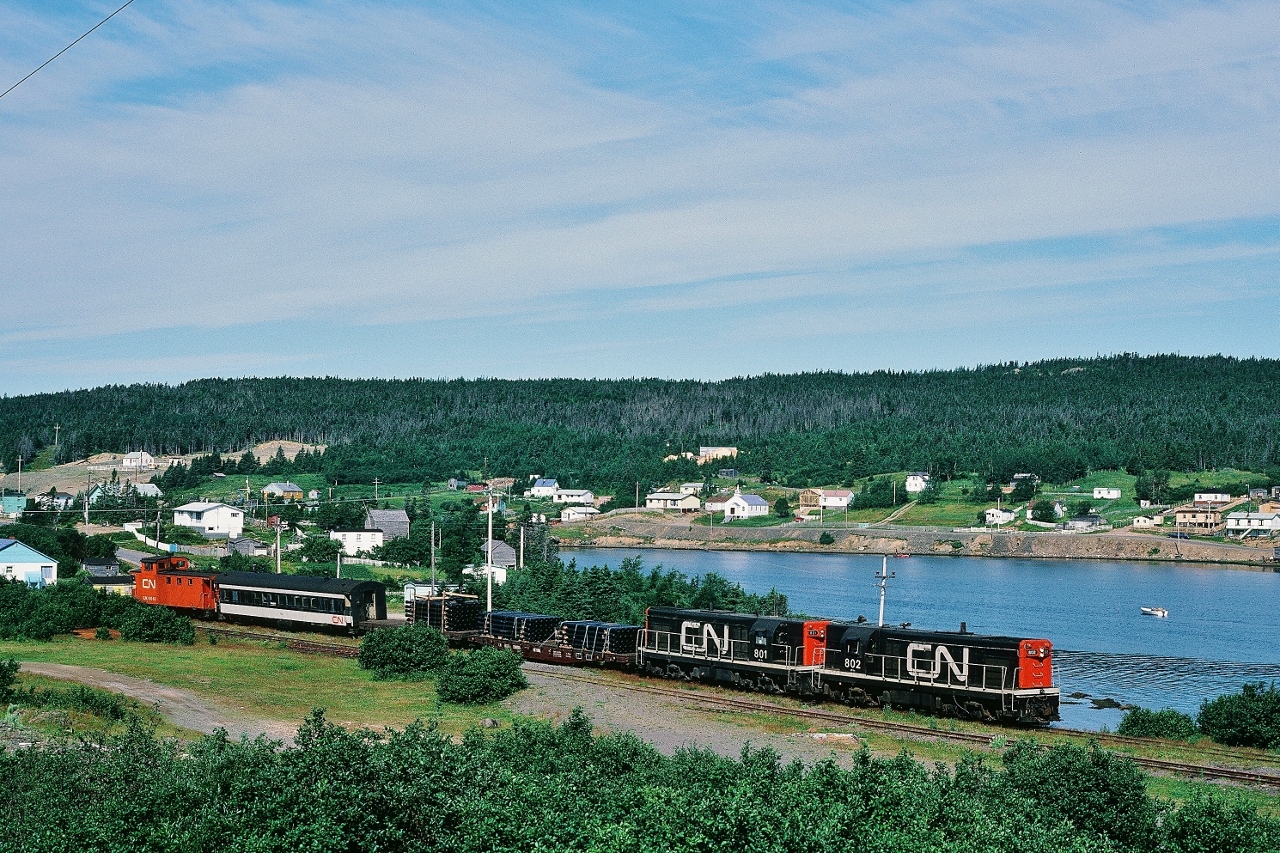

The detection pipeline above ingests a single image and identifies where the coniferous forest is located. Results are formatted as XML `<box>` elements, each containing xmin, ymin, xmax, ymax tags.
<box><xmin>2</xmin><ymin>355</ymin><xmax>1278</xmax><ymax>496</ymax></box>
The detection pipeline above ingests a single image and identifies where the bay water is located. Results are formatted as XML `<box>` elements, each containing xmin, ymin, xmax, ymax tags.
<box><xmin>573</xmin><ymin>547</ymin><xmax>1280</xmax><ymax>730</ymax></box>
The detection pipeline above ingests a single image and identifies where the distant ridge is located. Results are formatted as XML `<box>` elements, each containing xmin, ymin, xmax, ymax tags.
<box><xmin>2</xmin><ymin>354</ymin><xmax>1277</xmax><ymax>488</ymax></box>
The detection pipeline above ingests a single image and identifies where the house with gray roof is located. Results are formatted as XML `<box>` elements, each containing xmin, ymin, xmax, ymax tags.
<box><xmin>364</xmin><ymin>508</ymin><xmax>410</xmax><ymax>540</ymax></box>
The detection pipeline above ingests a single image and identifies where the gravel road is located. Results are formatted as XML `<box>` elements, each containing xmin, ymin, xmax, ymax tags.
<box><xmin>20</xmin><ymin>663</ymin><xmax>296</xmax><ymax>744</ymax></box>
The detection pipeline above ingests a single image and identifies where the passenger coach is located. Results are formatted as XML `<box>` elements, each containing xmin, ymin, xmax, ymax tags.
<box><xmin>216</xmin><ymin>571</ymin><xmax>387</xmax><ymax>632</ymax></box>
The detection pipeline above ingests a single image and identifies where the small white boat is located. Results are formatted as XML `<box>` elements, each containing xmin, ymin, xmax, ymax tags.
<box><xmin>1140</xmin><ymin>606</ymin><xmax>1169</xmax><ymax>618</ymax></box>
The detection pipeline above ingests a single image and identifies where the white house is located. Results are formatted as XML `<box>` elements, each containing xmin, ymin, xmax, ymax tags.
<box><xmin>679</xmin><ymin>483</ymin><xmax>704</xmax><ymax>495</ymax></box>
<box><xmin>553</xmin><ymin>489</ymin><xmax>595</xmax><ymax>505</ymax></box>
<box><xmin>1194</xmin><ymin>492</ymin><xmax>1232</xmax><ymax>507</ymax></box>
<box><xmin>985</xmin><ymin>507</ymin><xmax>1017</xmax><ymax>525</ymax></box>
<box><xmin>1225</xmin><ymin>512</ymin><xmax>1280</xmax><ymax>535</ymax></box>
<box><xmin>134</xmin><ymin>483</ymin><xmax>163</xmax><ymax>499</ymax></box>
<box><xmin>530</xmin><ymin>478</ymin><xmax>559</xmax><ymax>498</ymax></box>
<box><xmin>1092</xmin><ymin>487</ymin><xmax>1121</xmax><ymax>500</ymax></box>
<box><xmin>723</xmin><ymin>490</ymin><xmax>770</xmax><ymax>520</ymax></box>
<box><xmin>330</xmin><ymin>528</ymin><xmax>384</xmax><ymax>556</ymax></box>
<box><xmin>1131</xmin><ymin>515</ymin><xmax>1159</xmax><ymax>528</ymax></box>
<box><xmin>704</xmin><ymin>496</ymin><xmax>731</xmax><ymax>514</ymax></box>
<box><xmin>0</xmin><ymin>539</ymin><xmax>58</xmax><ymax>587</ymax></box>
<box><xmin>799</xmin><ymin>489</ymin><xmax>852</xmax><ymax>509</ymax></box>
<box><xmin>645</xmin><ymin>492</ymin><xmax>702</xmax><ymax>512</ymax></box>
<box><xmin>904</xmin><ymin>473</ymin><xmax>931</xmax><ymax>494</ymax></box>
<box><xmin>560</xmin><ymin>506</ymin><xmax>601</xmax><ymax>523</ymax></box>
<box><xmin>122</xmin><ymin>451</ymin><xmax>155</xmax><ymax>471</ymax></box>
<box><xmin>173</xmin><ymin>502</ymin><xmax>244</xmax><ymax>539</ymax></box>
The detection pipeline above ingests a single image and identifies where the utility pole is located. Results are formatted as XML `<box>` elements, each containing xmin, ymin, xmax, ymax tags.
<box><xmin>336</xmin><ymin>551</ymin><xmax>341</xmax><ymax>579</ymax></box>
<box><xmin>275</xmin><ymin>524</ymin><xmax>281</xmax><ymax>574</ymax></box>
<box><xmin>53</xmin><ymin>424</ymin><xmax>60</xmax><ymax>450</ymax></box>
<box><xmin>430</xmin><ymin>521</ymin><xmax>437</xmax><ymax>593</ymax></box>
<box><xmin>519</xmin><ymin>524</ymin><xmax>525</xmax><ymax>569</ymax></box>
<box><xmin>373</xmin><ymin>478</ymin><xmax>381</xmax><ymax>501</ymax></box>
<box><xmin>486</xmin><ymin>495</ymin><xmax>495</xmax><ymax>612</ymax></box>
<box><xmin>635</xmin><ymin>481</ymin><xmax>640</xmax><ymax>509</ymax></box>
<box><xmin>876</xmin><ymin>556</ymin><xmax>894</xmax><ymax>627</ymax></box>
<box><xmin>84</xmin><ymin>467</ymin><xmax>90</xmax><ymax>527</ymax></box>
<box><xmin>17</xmin><ymin>455</ymin><xmax>22</xmax><ymax>493</ymax></box>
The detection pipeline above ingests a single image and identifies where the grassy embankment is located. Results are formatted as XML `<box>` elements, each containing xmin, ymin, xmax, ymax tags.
<box><xmin>5</xmin><ymin>634</ymin><xmax>1279</xmax><ymax>811</ymax></box>
<box><xmin>0</xmin><ymin>634</ymin><xmax>512</xmax><ymax>737</ymax></box>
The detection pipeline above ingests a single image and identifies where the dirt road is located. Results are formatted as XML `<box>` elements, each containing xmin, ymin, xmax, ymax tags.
<box><xmin>20</xmin><ymin>663</ymin><xmax>296</xmax><ymax>744</ymax></box>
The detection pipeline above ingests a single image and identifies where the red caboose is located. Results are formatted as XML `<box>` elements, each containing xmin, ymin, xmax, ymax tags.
<box><xmin>132</xmin><ymin>555</ymin><xmax>218</xmax><ymax>615</ymax></box>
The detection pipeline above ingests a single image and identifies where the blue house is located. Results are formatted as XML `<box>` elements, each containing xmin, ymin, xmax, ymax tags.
<box><xmin>1</xmin><ymin>493</ymin><xmax>26</xmax><ymax>517</ymax></box>
<box><xmin>0</xmin><ymin>539</ymin><xmax>58</xmax><ymax>587</ymax></box>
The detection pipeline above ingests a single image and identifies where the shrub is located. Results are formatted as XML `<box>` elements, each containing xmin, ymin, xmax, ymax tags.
<box><xmin>357</xmin><ymin>624</ymin><xmax>449</xmax><ymax>680</ymax></box>
<box><xmin>1197</xmin><ymin>682</ymin><xmax>1280</xmax><ymax>749</ymax></box>
<box><xmin>1117</xmin><ymin>707</ymin><xmax>1198</xmax><ymax>741</ymax></box>
<box><xmin>1001</xmin><ymin>739</ymin><xmax>1157</xmax><ymax>850</ymax></box>
<box><xmin>436</xmin><ymin>647</ymin><xmax>527</xmax><ymax>704</ymax></box>
<box><xmin>0</xmin><ymin>658</ymin><xmax>18</xmax><ymax>703</ymax></box>
<box><xmin>818</xmin><ymin>532</ymin><xmax>834</xmax><ymax>545</ymax></box>
<box><xmin>1162</xmin><ymin>792</ymin><xmax>1280</xmax><ymax>853</ymax></box>
<box><xmin>18</xmin><ymin>683</ymin><xmax>134</xmax><ymax>720</ymax></box>
<box><xmin>117</xmin><ymin>604</ymin><xmax>195</xmax><ymax>645</ymax></box>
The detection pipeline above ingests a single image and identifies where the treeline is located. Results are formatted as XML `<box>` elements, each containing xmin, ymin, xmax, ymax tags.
<box><xmin>0</xmin><ymin>708</ymin><xmax>1275</xmax><ymax>851</ymax></box>
<box><xmin>0</xmin><ymin>577</ymin><xmax>194</xmax><ymax>643</ymax></box>
<box><xmin>489</xmin><ymin>555</ymin><xmax>790</xmax><ymax>624</ymax></box>
<box><xmin>4</xmin><ymin>355</ymin><xmax>1280</xmax><ymax>497</ymax></box>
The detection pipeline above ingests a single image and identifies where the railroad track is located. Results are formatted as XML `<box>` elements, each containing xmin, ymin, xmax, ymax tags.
<box><xmin>199</xmin><ymin>625</ymin><xmax>360</xmax><ymax>658</ymax></box>
<box><xmin>527</xmin><ymin>667</ymin><xmax>1280</xmax><ymax>789</ymax></box>
<box><xmin>205</xmin><ymin>626</ymin><xmax>1280</xmax><ymax>788</ymax></box>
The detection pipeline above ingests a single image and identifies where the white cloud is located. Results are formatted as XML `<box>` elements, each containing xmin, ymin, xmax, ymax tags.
<box><xmin>0</xmin><ymin>0</ymin><xmax>1276</xmax><ymax>376</ymax></box>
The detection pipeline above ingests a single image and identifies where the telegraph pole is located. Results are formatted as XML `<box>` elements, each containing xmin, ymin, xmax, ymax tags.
<box><xmin>373</xmin><ymin>478</ymin><xmax>381</xmax><ymax>501</ymax></box>
<box><xmin>486</xmin><ymin>495</ymin><xmax>495</xmax><ymax>612</ymax></box>
<box><xmin>275</xmin><ymin>525</ymin><xmax>282</xmax><ymax>574</ymax></box>
<box><xmin>430</xmin><ymin>521</ymin><xmax>437</xmax><ymax>593</ymax></box>
<box><xmin>876</xmin><ymin>556</ymin><xmax>894</xmax><ymax>627</ymax></box>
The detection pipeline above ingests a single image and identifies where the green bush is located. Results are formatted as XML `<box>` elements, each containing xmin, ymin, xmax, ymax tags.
<box><xmin>357</xmin><ymin>624</ymin><xmax>449</xmax><ymax>680</ymax></box>
<box><xmin>817</xmin><ymin>532</ymin><xmax>834</xmax><ymax>545</ymax></box>
<box><xmin>1117</xmin><ymin>707</ymin><xmax>1198</xmax><ymax>741</ymax></box>
<box><xmin>436</xmin><ymin>647</ymin><xmax>527</xmax><ymax>704</ymax></box>
<box><xmin>0</xmin><ymin>658</ymin><xmax>18</xmax><ymax>703</ymax></box>
<box><xmin>16</xmin><ymin>683</ymin><xmax>135</xmax><ymax>721</ymax></box>
<box><xmin>0</xmin><ymin>578</ymin><xmax>195</xmax><ymax>644</ymax></box>
<box><xmin>1197</xmin><ymin>682</ymin><xmax>1280</xmax><ymax>749</ymax></box>
<box><xmin>1000</xmin><ymin>739</ymin><xmax>1157</xmax><ymax>850</ymax></box>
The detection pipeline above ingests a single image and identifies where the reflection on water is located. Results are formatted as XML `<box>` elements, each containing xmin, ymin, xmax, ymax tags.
<box><xmin>576</xmin><ymin>547</ymin><xmax>1280</xmax><ymax>730</ymax></box>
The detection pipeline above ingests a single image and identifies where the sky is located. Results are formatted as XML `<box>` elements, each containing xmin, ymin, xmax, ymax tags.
<box><xmin>1</xmin><ymin>0</ymin><xmax>1277</xmax><ymax>394</ymax></box>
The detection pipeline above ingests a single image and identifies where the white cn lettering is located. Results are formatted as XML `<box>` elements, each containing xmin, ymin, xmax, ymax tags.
<box><xmin>680</xmin><ymin>620</ymin><xmax>729</xmax><ymax>657</ymax></box>
<box><xmin>906</xmin><ymin>644</ymin><xmax>970</xmax><ymax>682</ymax></box>
<box><xmin>680</xmin><ymin>620</ymin><xmax>702</xmax><ymax>652</ymax></box>
<box><xmin>141</xmin><ymin>578</ymin><xmax>156</xmax><ymax>589</ymax></box>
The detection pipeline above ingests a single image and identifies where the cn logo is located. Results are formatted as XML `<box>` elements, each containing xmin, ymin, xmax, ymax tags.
<box><xmin>906</xmin><ymin>643</ymin><xmax>969</xmax><ymax>682</ymax></box>
<box><xmin>680</xmin><ymin>620</ymin><xmax>729</xmax><ymax>656</ymax></box>
<box><xmin>141</xmin><ymin>578</ymin><xmax>157</xmax><ymax>590</ymax></box>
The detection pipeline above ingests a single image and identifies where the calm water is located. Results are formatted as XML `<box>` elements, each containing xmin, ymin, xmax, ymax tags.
<box><xmin>574</xmin><ymin>548</ymin><xmax>1280</xmax><ymax>730</ymax></box>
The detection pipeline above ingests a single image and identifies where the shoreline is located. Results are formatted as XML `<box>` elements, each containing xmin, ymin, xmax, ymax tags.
<box><xmin>558</xmin><ymin>520</ymin><xmax>1278</xmax><ymax>572</ymax></box>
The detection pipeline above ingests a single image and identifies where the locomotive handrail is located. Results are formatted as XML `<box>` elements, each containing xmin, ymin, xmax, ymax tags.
<box><xmin>865</xmin><ymin>653</ymin><xmax>1012</xmax><ymax>693</ymax></box>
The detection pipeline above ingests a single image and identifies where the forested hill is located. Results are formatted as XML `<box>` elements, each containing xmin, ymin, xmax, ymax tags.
<box><xmin>2</xmin><ymin>354</ymin><xmax>1278</xmax><ymax>492</ymax></box>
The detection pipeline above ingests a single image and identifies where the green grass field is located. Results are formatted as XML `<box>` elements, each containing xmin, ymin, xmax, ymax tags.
<box><xmin>0</xmin><ymin>635</ymin><xmax>512</xmax><ymax>736</ymax></box>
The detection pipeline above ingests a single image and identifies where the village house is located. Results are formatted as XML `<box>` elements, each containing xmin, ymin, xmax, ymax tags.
<box><xmin>1092</xmin><ymin>487</ymin><xmax>1121</xmax><ymax>500</ymax></box>
<box><xmin>0</xmin><ymin>539</ymin><xmax>58</xmax><ymax>587</ymax></box>
<box><xmin>262</xmin><ymin>482</ymin><xmax>304</xmax><ymax>501</ymax></box>
<box><xmin>529</xmin><ymin>478</ymin><xmax>559</xmax><ymax>498</ymax></box>
<box><xmin>330</xmin><ymin>528</ymin><xmax>384</xmax><ymax>556</ymax></box>
<box><xmin>560</xmin><ymin>506</ymin><xmax>601</xmax><ymax>523</ymax></box>
<box><xmin>904</xmin><ymin>473</ymin><xmax>931</xmax><ymax>494</ymax></box>
<box><xmin>1173</xmin><ymin>505</ymin><xmax>1227</xmax><ymax>533</ymax></box>
<box><xmin>553</xmin><ymin>489</ymin><xmax>595</xmax><ymax>505</ymax></box>
<box><xmin>985</xmin><ymin>507</ymin><xmax>1017</xmax><ymax>526</ymax></box>
<box><xmin>704</xmin><ymin>495</ymin><xmax>731</xmax><ymax>514</ymax></box>
<box><xmin>447</xmin><ymin>478</ymin><xmax>468</xmax><ymax>490</ymax></box>
<box><xmin>645</xmin><ymin>492</ymin><xmax>702</xmax><ymax>512</ymax></box>
<box><xmin>1</xmin><ymin>493</ymin><xmax>26</xmax><ymax>517</ymax></box>
<box><xmin>679</xmin><ymin>483</ymin><xmax>704</xmax><ymax>495</ymax></box>
<box><xmin>1193</xmin><ymin>492</ymin><xmax>1232</xmax><ymax>507</ymax></box>
<box><xmin>1225</xmin><ymin>512</ymin><xmax>1280</xmax><ymax>537</ymax></box>
<box><xmin>173</xmin><ymin>502</ymin><xmax>244</xmax><ymax>539</ymax></box>
<box><xmin>723</xmin><ymin>489</ymin><xmax>769</xmax><ymax>520</ymax></box>
<box><xmin>1131</xmin><ymin>514</ymin><xmax>1160</xmax><ymax>529</ymax></box>
<box><xmin>481</xmin><ymin>539</ymin><xmax>518</xmax><ymax>569</ymax></box>
<box><xmin>227</xmin><ymin>537</ymin><xmax>271</xmax><ymax>557</ymax></box>
<box><xmin>88</xmin><ymin>575</ymin><xmax>134</xmax><ymax>596</ymax></box>
<box><xmin>135</xmin><ymin>483</ymin><xmax>163</xmax><ymax>499</ymax></box>
<box><xmin>718</xmin><ymin>468</ymin><xmax>739</xmax><ymax>479</ymax></box>
<box><xmin>122</xmin><ymin>451</ymin><xmax>155</xmax><ymax>471</ymax></box>
<box><xmin>798</xmin><ymin>489</ymin><xmax>852</xmax><ymax>510</ymax></box>
<box><xmin>365</xmin><ymin>508</ymin><xmax>410</xmax><ymax>540</ymax></box>
<box><xmin>82</xmin><ymin>557</ymin><xmax>120</xmax><ymax>577</ymax></box>
<box><xmin>489</xmin><ymin>477</ymin><xmax>516</xmax><ymax>491</ymax></box>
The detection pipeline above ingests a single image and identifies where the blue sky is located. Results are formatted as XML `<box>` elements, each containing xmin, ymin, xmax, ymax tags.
<box><xmin>1</xmin><ymin>0</ymin><xmax>1277</xmax><ymax>394</ymax></box>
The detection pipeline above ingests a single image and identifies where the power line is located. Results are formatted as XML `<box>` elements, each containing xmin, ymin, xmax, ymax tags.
<box><xmin>0</xmin><ymin>0</ymin><xmax>138</xmax><ymax>102</ymax></box>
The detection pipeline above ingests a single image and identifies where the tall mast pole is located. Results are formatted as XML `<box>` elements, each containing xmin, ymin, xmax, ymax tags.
<box><xmin>486</xmin><ymin>494</ymin><xmax>494</xmax><ymax>612</ymax></box>
<box><xmin>876</xmin><ymin>555</ymin><xmax>894</xmax><ymax>627</ymax></box>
